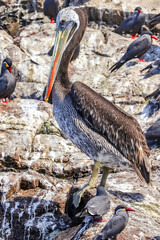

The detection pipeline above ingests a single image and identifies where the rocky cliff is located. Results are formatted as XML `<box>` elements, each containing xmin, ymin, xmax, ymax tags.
<box><xmin>0</xmin><ymin>0</ymin><xmax>160</xmax><ymax>239</ymax></box>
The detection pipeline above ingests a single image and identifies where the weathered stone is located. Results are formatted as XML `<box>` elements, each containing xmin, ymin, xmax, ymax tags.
<box><xmin>0</xmin><ymin>1</ymin><xmax>159</xmax><ymax>239</ymax></box>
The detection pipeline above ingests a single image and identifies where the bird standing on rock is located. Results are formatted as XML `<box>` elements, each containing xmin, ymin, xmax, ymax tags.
<box><xmin>110</xmin><ymin>30</ymin><xmax>159</xmax><ymax>72</ymax></box>
<box><xmin>43</xmin><ymin>0</ymin><xmax>80</xmax><ymax>60</ymax></box>
<box><xmin>44</xmin><ymin>6</ymin><xmax>151</xmax><ymax>209</ymax></box>
<box><xmin>114</xmin><ymin>7</ymin><xmax>145</xmax><ymax>39</ymax></box>
<box><xmin>92</xmin><ymin>205</ymin><xmax>135</xmax><ymax>240</ymax></box>
<box><xmin>43</xmin><ymin>0</ymin><xmax>61</xmax><ymax>23</ymax></box>
<box><xmin>0</xmin><ymin>58</ymin><xmax>16</xmax><ymax>103</ymax></box>
<box><xmin>76</xmin><ymin>186</ymin><xmax>110</xmax><ymax>222</ymax></box>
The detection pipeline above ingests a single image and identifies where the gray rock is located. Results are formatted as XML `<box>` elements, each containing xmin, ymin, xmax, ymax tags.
<box><xmin>0</xmin><ymin>1</ymin><xmax>160</xmax><ymax>240</ymax></box>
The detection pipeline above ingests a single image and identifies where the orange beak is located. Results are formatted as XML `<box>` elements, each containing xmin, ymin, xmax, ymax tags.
<box><xmin>44</xmin><ymin>21</ymin><xmax>77</xmax><ymax>102</ymax></box>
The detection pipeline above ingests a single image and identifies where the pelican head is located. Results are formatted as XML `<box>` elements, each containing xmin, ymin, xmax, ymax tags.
<box><xmin>44</xmin><ymin>7</ymin><xmax>81</xmax><ymax>102</ymax></box>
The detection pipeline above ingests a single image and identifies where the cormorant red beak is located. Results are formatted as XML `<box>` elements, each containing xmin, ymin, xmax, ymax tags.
<box><xmin>138</xmin><ymin>9</ymin><xmax>142</xmax><ymax>13</ymax></box>
<box><xmin>126</xmin><ymin>208</ymin><xmax>136</xmax><ymax>212</ymax></box>
<box><xmin>151</xmin><ymin>36</ymin><xmax>159</xmax><ymax>41</ymax></box>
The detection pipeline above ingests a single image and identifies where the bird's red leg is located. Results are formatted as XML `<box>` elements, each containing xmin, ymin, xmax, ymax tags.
<box><xmin>50</xmin><ymin>18</ymin><xmax>54</xmax><ymax>24</ymax></box>
<box><xmin>93</xmin><ymin>216</ymin><xmax>99</xmax><ymax>222</ymax></box>
<box><xmin>1</xmin><ymin>98</ymin><xmax>7</xmax><ymax>103</ymax></box>
<box><xmin>1</xmin><ymin>98</ymin><xmax>11</xmax><ymax>103</ymax></box>
<box><xmin>100</xmin><ymin>217</ymin><xmax>107</xmax><ymax>222</ymax></box>
<box><xmin>139</xmin><ymin>58</ymin><xmax>146</xmax><ymax>62</ymax></box>
<box><xmin>131</xmin><ymin>34</ymin><xmax>138</xmax><ymax>39</ymax></box>
<box><xmin>93</xmin><ymin>216</ymin><xmax>107</xmax><ymax>222</ymax></box>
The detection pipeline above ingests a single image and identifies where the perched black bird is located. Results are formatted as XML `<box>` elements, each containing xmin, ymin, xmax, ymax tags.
<box><xmin>43</xmin><ymin>0</ymin><xmax>90</xmax><ymax>23</ymax></box>
<box><xmin>151</xmin><ymin>237</ymin><xmax>160</xmax><ymax>240</ymax></box>
<box><xmin>0</xmin><ymin>58</ymin><xmax>16</xmax><ymax>102</ymax></box>
<box><xmin>141</xmin><ymin>59</ymin><xmax>160</xmax><ymax>77</ymax></box>
<box><xmin>76</xmin><ymin>186</ymin><xmax>110</xmax><ymax>222</ymax></box>
<box><xmin>43</xmin><ymin>0</ymin><xmax>60</xmax><ymax>23</ymax></box>
<box><xmin>110</xmin><ymin>30</ymin><xmax>159</xmax><ymax>72</ymax></box>
<box><xmin>92</xmin><ymin>205</ymin><xmax>135</xmax><ymax>240</ymax></box>
<box><xmin>149</xmin><ymin>14</ymin><xmax>160</xmax><ymax>29</ymax></box>
<box><xmin>43</xmin><ymin>0</ymin><xmax>80</xmax><ymax>61</ymax></box>
<box><xmin>114</xmin><ymin>7</ymin><xmax>145</xmax><ymax>38</ymax></box>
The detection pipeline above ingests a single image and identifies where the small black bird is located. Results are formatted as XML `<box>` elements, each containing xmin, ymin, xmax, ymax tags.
<box><xmin>92</xmin><ymin>205</ymin><xmax>135</xmax><ymax>240</ymax></box>
<box><xmin>114</xmin><ymin>7</ymin><xmax>145</xmax><ymax>38</ymax></box>
<box><xmin>141</xmin><ymin>59</ymin><xmax>160</xmax><ymax>77</ymax></box>
<box><xmin>43</xmin><ymin>0</ymin><xmax>80</xmax><ymax>60</ymax></box>
<box><xmin>149</xmin><ymin>14</ymin><xmax>160</xmax><ymax>29</ymax></box>
<box><xmin>145</xmin><ymin>119</ymin><xmax>160</xmax><ymax>142</ymax></box>
<box><xmin>76</xmin><ymin>186</ymin><xmax>110</xmax><ymax>222</ymax></box>
<box><xmin>43</xmin><ymin>0</ymin><xmax>60</xmax><ymax>23</ymax></box>
<box><xmin>151</xmin><ymin>237</ymin><xmax>160</xmax><ymax>240</ymax></box>
<box><xmin>110</xmin><ymin>30</ymin><xmax>159</xmax><ymax>72</ymax></box>
<box><xmin>0</xmin><ymin>58</ymin><xmax>16</xmax><ymax>103</ymax></box>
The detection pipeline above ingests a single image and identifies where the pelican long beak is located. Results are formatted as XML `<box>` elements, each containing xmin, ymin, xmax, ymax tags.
<box><xmin>44</xmin><ymin>21</ymin><xmax>77</xmax><ymax>102</ymax></box>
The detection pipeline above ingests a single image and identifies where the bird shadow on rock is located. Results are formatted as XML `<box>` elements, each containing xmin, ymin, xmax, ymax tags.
<box><xmin>21</xmin><ymin>91</ymin><xmax>42</xmax><ymax>100</ymax></box>
<box><xmin>136</xmin><ymin>87</ymin><xmax>160</xmax><ymax>149</ymax></box>
<box><xmin>143</xmin><ymin>45</ymin><xmax>160</xmax><ymax>62</ymax></box>
<box><xmin>126</xmin><ymin>61</ymin><xmax>138</xmax><ymax>67</ymax></box>
<box><xmin>65</xmin><ymin>186</ymin><xmax>93</xmax><ymax>227</ymax></box>
<box><xmin>108</xmin><ymin>190</ymin><xmax>145</xmax><ymax>202</ymax></box>
<box><xmin>92</xmin><ymin>50</ymin><xmax>110</xmax><ymax>58</ymax></box>
<box><xmin>145</xmin><ymin>117</ymin><xmax>160</xmax><ymax>149</ymax></box>
<box><xmin>136</xmin><ymin>88</ymin><xmax>160</xmax><ymax>118</ymax></box>
<box><xmin>146</xmin><ymin>139</ymin><xmax>160</xmax><ymax>150</ymax></box>
<box><xmin>47</xmin><ymin>44</ymin><xmax>80</xmax><ymax>62</ymax></box>
<box><xmin>142</xmin><ymin>69</ymin><xmax>160</xmax><ymax>79</ymax></box>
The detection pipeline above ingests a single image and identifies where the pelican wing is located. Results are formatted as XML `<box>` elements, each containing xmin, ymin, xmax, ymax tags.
<box><xmin>71</xmin><ymin>81</ymin><xmax>150</xmax><ymax>182</ymax></box>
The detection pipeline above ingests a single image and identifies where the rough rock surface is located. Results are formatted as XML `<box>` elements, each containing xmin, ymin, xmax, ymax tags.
<box><xmin>0</xmin><ymin>0</ymin><xmax>160</xmax><ymax>240</ymax></box>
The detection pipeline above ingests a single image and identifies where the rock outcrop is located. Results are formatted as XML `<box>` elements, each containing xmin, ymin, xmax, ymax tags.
<box><xmin>0</xmin><ymin>0</ymin><xmax>160</xmax><ymax>239</ymax></box>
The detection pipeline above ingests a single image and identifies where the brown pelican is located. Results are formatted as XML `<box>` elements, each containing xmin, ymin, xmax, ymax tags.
<box><xmin>44</xmin><ymin>7</ymin><xmax>151</xmax><ymax>208</ymax></box>
<box><xmin>0</xmin><ymin>58</ymin><xmax>16</xmax><ymax>103</ymax></box>
<box><xmin>114</xmin><ymin>7</ymin><xmax>145</xmax><ymax>39</ymax></box>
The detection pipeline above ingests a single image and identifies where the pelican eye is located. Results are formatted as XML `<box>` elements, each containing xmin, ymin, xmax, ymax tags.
<box><xmin>60</xmin><ymin>19</ymin><xmax>66</xmax><ymax>24</ymax></box>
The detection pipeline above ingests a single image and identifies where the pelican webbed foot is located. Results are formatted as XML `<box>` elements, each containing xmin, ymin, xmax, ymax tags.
<box><xmin>73</xmin><ymin>161</ymin><xmax>100</xmax><ymax>208</ymax></box>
